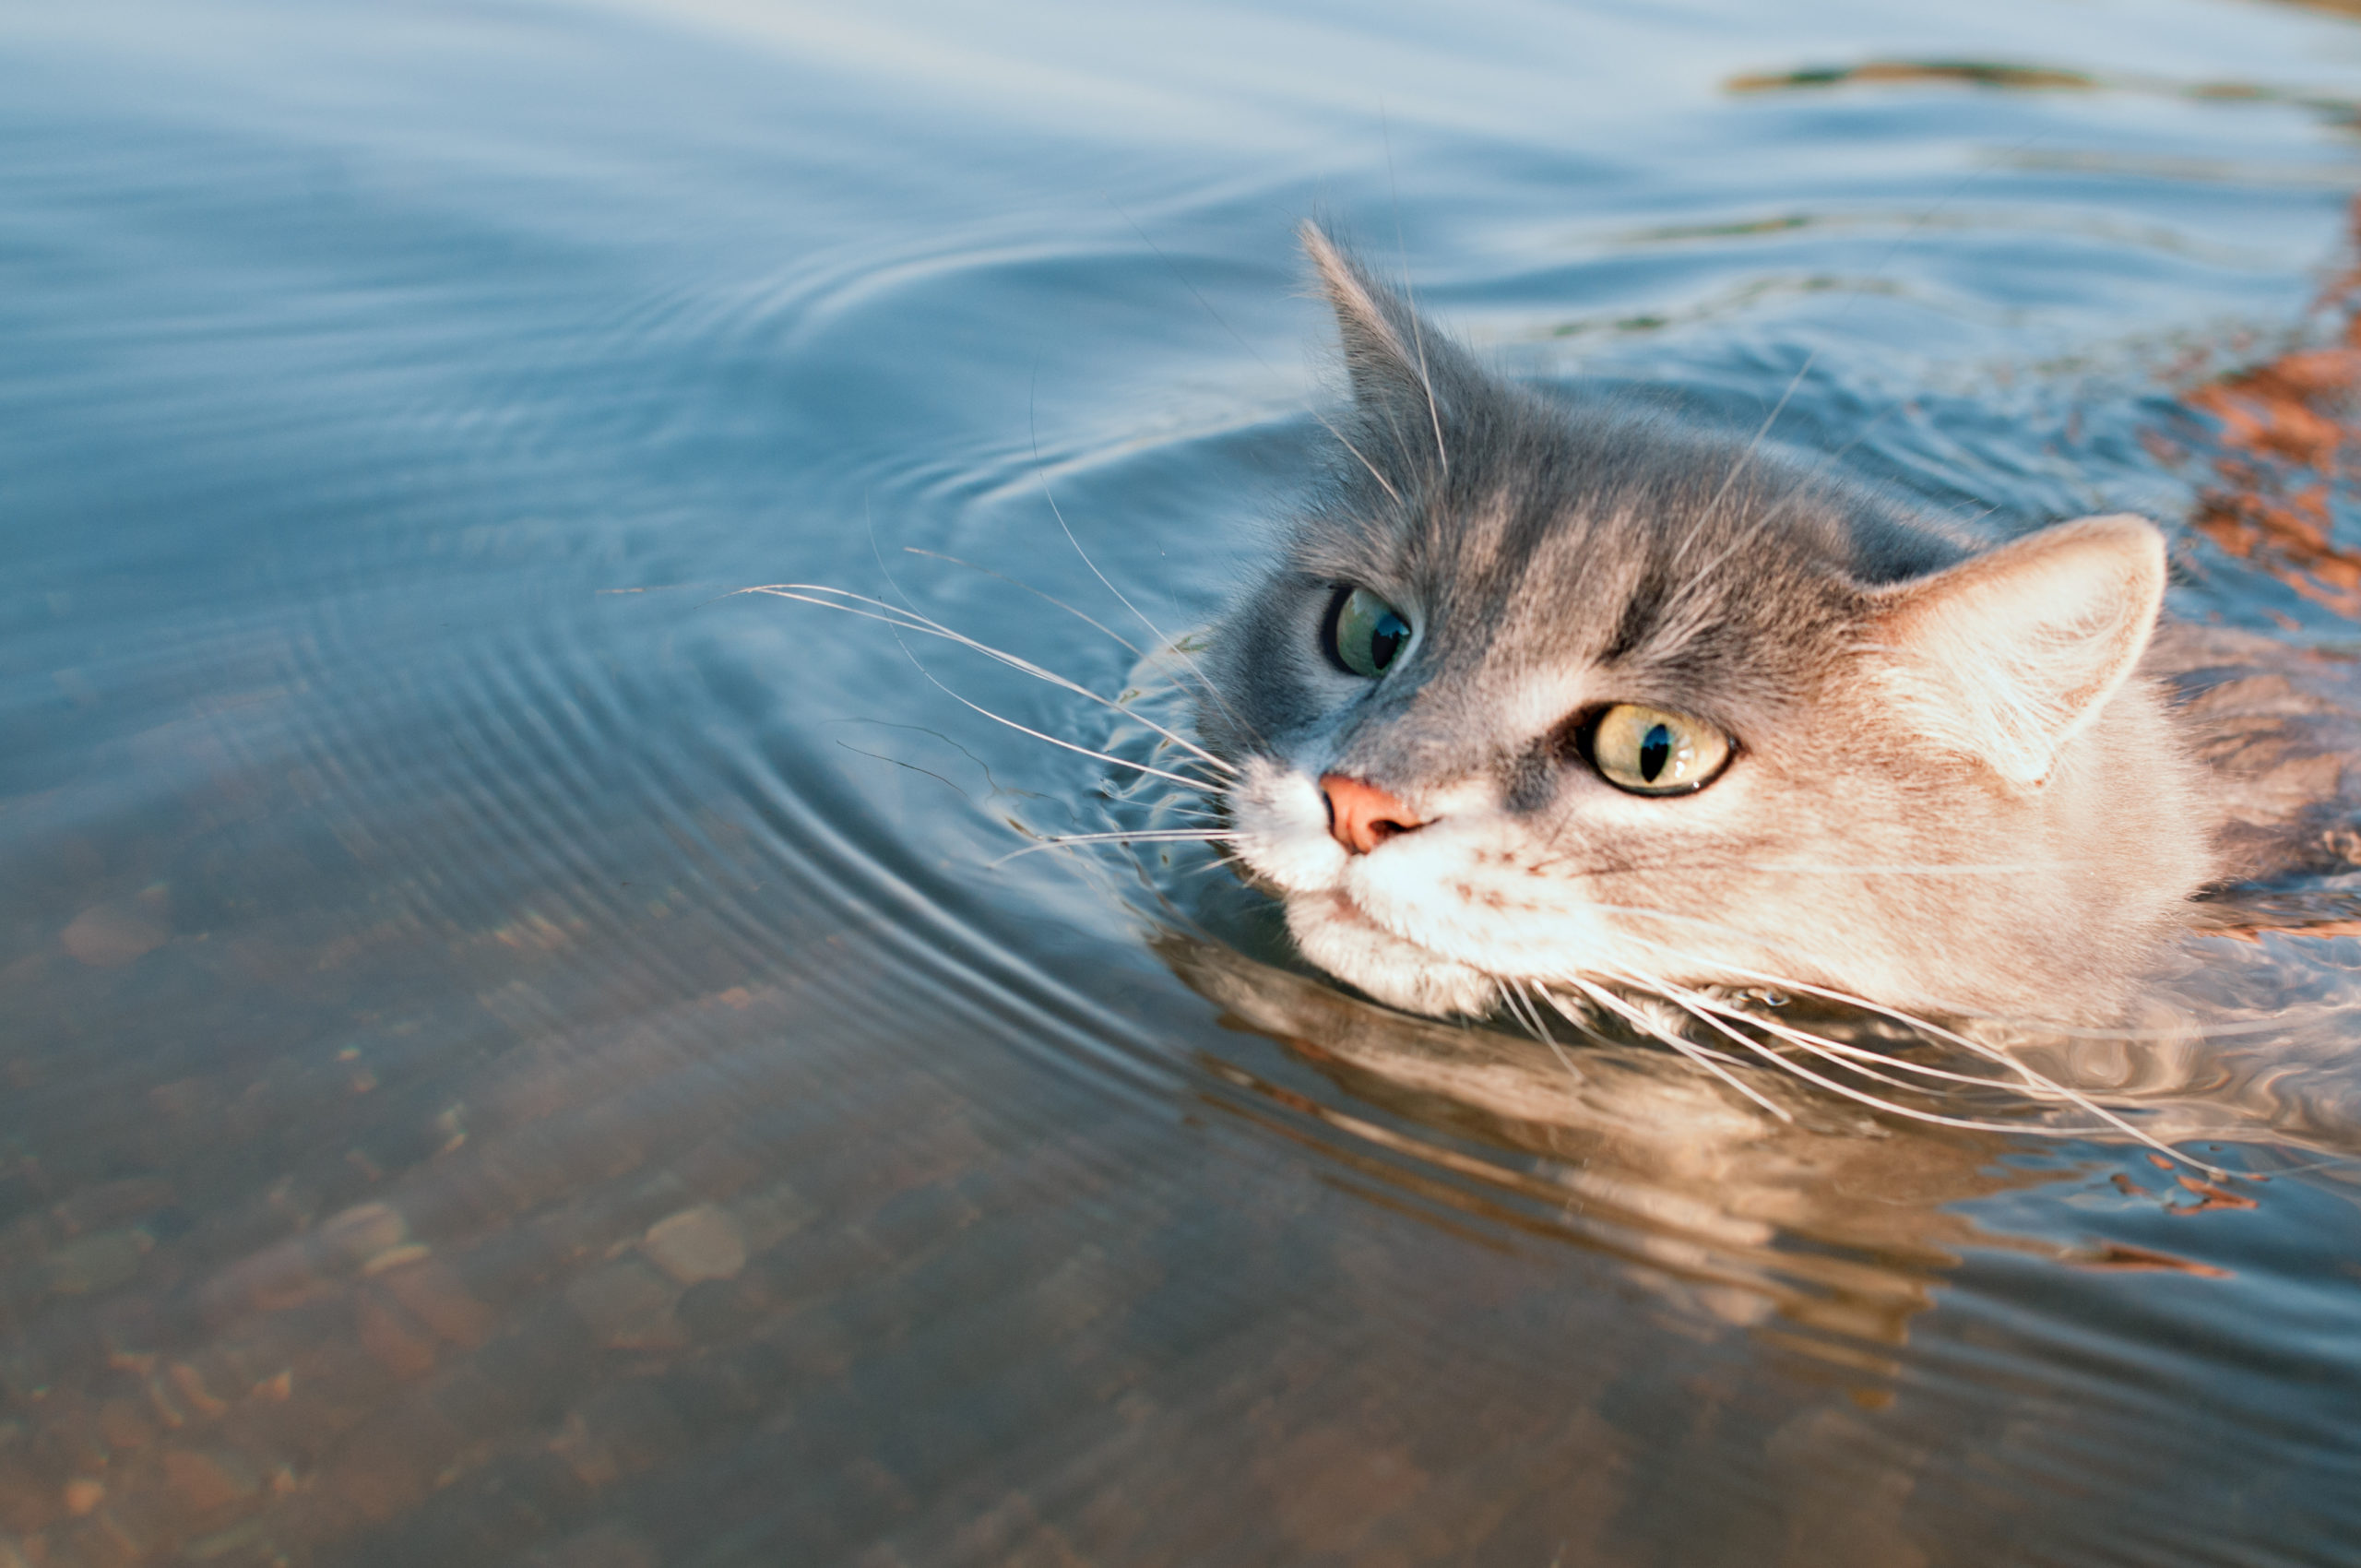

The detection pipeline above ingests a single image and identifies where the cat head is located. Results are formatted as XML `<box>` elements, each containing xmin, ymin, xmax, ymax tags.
<box><xmin>1200</xmin><ymin>225</ymin><xmax>2217</xmax><ymax>1028</ymax></box>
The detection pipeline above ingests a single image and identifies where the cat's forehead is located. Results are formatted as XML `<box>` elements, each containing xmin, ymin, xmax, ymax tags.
<box><xmin>1298</xmin><ymin>470</ymin><xmax>1857</xmax><ymax>680</ymax></box>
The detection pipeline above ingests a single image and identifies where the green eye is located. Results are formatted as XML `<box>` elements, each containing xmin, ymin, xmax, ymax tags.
<box><xmin>1589</xmin><ymin>704</ymin><xmax>1732</xmax><ymax>796</ymax></box>
<box><xmin>1327</xmin><ymin>587</ymin><xmax>1412</xmax><ymax>678</ymax></box>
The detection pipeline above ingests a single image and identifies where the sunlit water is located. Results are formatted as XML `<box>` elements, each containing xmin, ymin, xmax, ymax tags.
<box><xmin>6</xmin><ymin>1</ymin><xmax>2361</xmax><ymax>1563</ymax></box>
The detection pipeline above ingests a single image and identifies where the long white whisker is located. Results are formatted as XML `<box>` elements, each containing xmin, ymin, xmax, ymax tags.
<box><xmin>1706</xmin><ymin>349</ymin><xmax>1817</xmax><ymax>518</ymax></box>
<box><xmin>1499</xmin><ymin>977</ymin><xmax>1548</xmax><ymax>1038</ymax></box>
<box><xmin>991</xmin><ymin>830</ymin><xmax>1240</xmax><ymax>866</ymax></box>
<box><xmin>1679</xmin><ymin>994</ymin><xmax>2023</xmax><ymax>1093</ymax></box>
<box><xmin>1736</xmin><ymin>861</ymin><xmax>2090</xmax><ymax>876</ymax></box>
<box><xmin>1322</xmin><ymin>416</ymin><xmax>1406</xmax><ymax>506</ymax></box>
<box><xmin>1382</xmin><ymin>106</ymin><xmax>1450</xmax><ymax>480</ymax></box>
<box><xmin>1024</xmin><ymin>829</ymin><xmax>1240</xmax><ymax>845</ymax></box>
<box><xmin>889</xmin><ymin>640</ymin><xmax>1218</xmax><ymax>794</ymax></box>
<box><xmin>742</xmin><ymin>585</ymin><xmax>1234</xmax><ymax>778</ymax></box>
<box><xmin>1670</xmin><ymin>985</ymin><xmax>2028</xmax><ymax>1095</ymax></box>
<box><xmin>1034</xmin><ymin>457</ymin><xmax>1168</xmax><ymax>647</ymax></box>
<box><xmin>1026</xmin><ymin>386</ymin><xmax>1264</xmax><ymax>753</ymax></box>
<box><xmin>1575</xmin><ymin>901</ymin><xmax>2052</xmax><ymax>1036</ymax></box>
<box><xmin>1652</xmin><ymin>982</ymin><xmax>2213</xmax><ymax>1146</ymax></box>
<box><xmin>1510</xmin><ymin>979</ymin><xmax>1588</xmax><ymax>1088</ymax></box>
<box><xmin>1645</xmin><ymin>984</ymin><xmax>2108</xmax><ymax>1138</ymax></box>
<box><xmin>1603</xmin><ymin>941</ymin><xmax>2228</xmax><ymax>1175</ymax></box>
<box><xmin>897</xmin><ymin>548</ymin><xmax>1145</xmax><ymax>656</ymax></box>
<box><xmin>1570</xmin><ymin>899</ymin><xmax>2285</xmax><ymax>1044</ymax></box>
<box><xmin>758</xmin><ymin>583</ymin><xmax>1229</xmax><ymax>773</ymax></box>
<box><xmin>1541</xmin><ymin>982</ymin><xmax>1718</xmax><ymax>1065</ymax></box>
<box><xmin>1566</xmin><ymin>976</ymin><xmax>1795</xmax><ymax>1123</ymax></box>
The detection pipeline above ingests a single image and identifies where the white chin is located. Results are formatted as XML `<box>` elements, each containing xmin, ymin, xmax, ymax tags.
<box><xmin>1285</xmin><ymin>890</ymin><xmax>1498</xmax><ymax>1017</ymax></box>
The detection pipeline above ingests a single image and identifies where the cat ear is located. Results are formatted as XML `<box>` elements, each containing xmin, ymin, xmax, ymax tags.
<box><xmin>1299</xmin><ymin>221</ymin><xmax>1459</xmax><ymax>444</ymax></box>
<box><xmin>1864</xmin><ymin>514</ymin><xmax>2167</xmax><ymax>787</ymax></box>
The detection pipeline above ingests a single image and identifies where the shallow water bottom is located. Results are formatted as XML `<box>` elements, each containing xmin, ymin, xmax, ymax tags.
<box><xmin>8</xmin><ymin>0</ymin><xmax>2361</xmax><ymax>1562</ymax></box>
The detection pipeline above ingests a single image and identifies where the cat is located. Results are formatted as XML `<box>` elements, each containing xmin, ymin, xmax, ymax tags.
<box><xmin>1196</xmin><ymin>224</ymin><xmax>2226</xmax><ymax>1032</ymax></box>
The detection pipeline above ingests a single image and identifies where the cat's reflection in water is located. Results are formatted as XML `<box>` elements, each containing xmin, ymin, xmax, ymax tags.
<box><xmin>1157</xmin><ymin>931</ymin><xmax>2126</xmax><ymax>1367</ymax></box>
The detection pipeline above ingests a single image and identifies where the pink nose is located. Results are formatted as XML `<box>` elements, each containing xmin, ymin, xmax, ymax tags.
<box><xmin>1320</xmin><ymin>773</ymin><xmax>1428</xmax><ymax>855</ymax></box>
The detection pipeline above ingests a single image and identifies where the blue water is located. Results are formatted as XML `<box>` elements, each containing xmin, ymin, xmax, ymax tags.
<box><xmin>6</xmin><ymin>1</ymin><xmax>2361</xmax><ymax>1563</ymax></box>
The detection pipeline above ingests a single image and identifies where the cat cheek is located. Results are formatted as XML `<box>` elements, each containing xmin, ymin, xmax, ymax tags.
<box><xmin>1359</xmin><ymin>860</ymin><xmax>1615</xmax><ymax>974</ymax></box>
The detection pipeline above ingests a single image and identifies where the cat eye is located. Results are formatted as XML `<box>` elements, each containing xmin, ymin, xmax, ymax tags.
<box><xmin>1325</xmin><ymin>586</ymin><xmax>1413</xmax><ymax>679</ymax></box>
<box><xmin>1586</xmin><ymin>703</ymin><xmax>1732</xmax><ymax>796</ymax></box>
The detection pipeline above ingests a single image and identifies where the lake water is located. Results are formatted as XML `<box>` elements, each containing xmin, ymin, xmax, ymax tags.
<box><xmin>6</xmin><ymin>1</ymin><xmax>2361</xmax><ymax>1563</ymax></box>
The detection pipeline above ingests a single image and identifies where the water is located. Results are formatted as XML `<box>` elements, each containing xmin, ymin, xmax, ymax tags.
<box><xmin>6</xmin><ymin>1</ymin><xmax>2361</xmax><ymax>1562</ymax></box>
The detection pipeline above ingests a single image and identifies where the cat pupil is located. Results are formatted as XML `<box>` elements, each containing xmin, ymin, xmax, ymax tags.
<box><xmin>1370</xmin><ymin>612</ymin><xmax>1406</xmax><ymax>670</ymax></box>
<box><xmin>1639</xmin><ymin>723</ymin><xmax>1672</xmax><ymax>782</ymax></box>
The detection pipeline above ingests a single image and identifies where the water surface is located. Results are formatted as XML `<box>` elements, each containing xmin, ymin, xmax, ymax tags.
<box><xmin>6</xmin><ymin>1</ymin><xmax>2361</xmax><ymax>1563</ymax></box>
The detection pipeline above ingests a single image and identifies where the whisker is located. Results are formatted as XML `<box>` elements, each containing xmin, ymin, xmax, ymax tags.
<box><xmin>1382</xmin><ymin>109</ymin><xmax>1451</xmax><ymax>481</ymax></box>
<box><xmin>1668</xmin><ymin>983</ymin><xmax>2026</xmax><ymax>1095</ymax></box>
<box><xmin>1735</xmin><ymin>861</ymin><xmax>2091</xmax><ymax>876</ymax></box>
<box><xmin>1679</xmin><ymin>994</ymin><xmax>2023</xmax><ymax>1094</ymax></box>
<box><xmin>1600</xmin><ymin>939</ymin><xmax>2230</xmax><ymax>1176</ymax></box>
<box><xmin>1565</xmin><ymin>975</ymin><xmax>1796</xmax><ymax>1123</ymax></box>
<box><xmin>1736</xmin><ymin>396</ymin><xmax>1912</xmax><ymax>539</ymax></box>
<box><xmin>1026</xmin><ymin>386</ymin><xmax>1266</xmax><ymax>753</ymax></box>
<box><xmin>890</xmin><ymin>639</ymin><xmax>1219</xmax><ymax>794</ymax></box>
<box><xmin>1029</xmin><ymin>826</ymin><xmax>1246</xmax><ymax>840</ymax></box>
<box><xmin>1703</xmin><ymin>348</ymin><xmax>1818</xmax><ymax>524</ymax></box>
<box><xmin>1643</xmin><ymin>982</ymin><xmax>2155</xmax><ymax>1142</ymax></box>
<box><xmin>1027</xmin><ymin>829</ymin><xmax>1240</xmax><ymax>845</ymax></box>
<box><xmin>1324</xmin><ymin>418</ymin><xmax>1406</xmax><ymax>506</ymax></box>
<box><xmin>1567</xmin><ymin>898</ymin><xmax>2286</xmax><ymax>1045</ymax></box>
<box><xmin>774</xmin><ymin>578</ymin><xmax>1228</xmax><ymax>774</ymax></box>
<box><xmin>742</xmin><ymin>584</ymin><xmax>1235</xmax><ymax>779</ymax></box>
<box><xmin>1498</xmin><ymin>977</ymin><xmax>1548</xmax><ymax>1039</ymax></box>
<box><xmin>1571</xmin><ymin>900</ymin><xmax>2021</xmax><ymax>1024</ymax></box>
<box><xmin>897</xmin><ymin>548</ymin><xmax>1145</xmax><ymax>657</ymax></box>
<box><xmin>1541</xmin><ymin>981</ymin><xmax>1726</xmax><ymax>1065</ymax></box>
<box><xmin>990</xmin><ymin>829</ymin><xmax>1240</xmax><ymax>866</ymax></box>
<box><xmin>1510</xmin><ymin>978</ymin><xmax>1588</xmax><ymax>1088</ymax></box>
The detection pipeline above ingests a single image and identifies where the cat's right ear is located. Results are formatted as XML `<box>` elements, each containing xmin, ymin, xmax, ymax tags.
<box><xmin>1862</xmin><ymin>514</ymin><xmax>2167</xmax><ymax>788</ymax></box>
<box><xmin>1300</xmin><ymin>221</ymin><xmax>1458</xmax><ymax>450</ymax></box>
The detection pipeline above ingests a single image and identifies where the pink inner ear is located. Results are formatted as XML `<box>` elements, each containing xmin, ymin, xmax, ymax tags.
<box><xmin>1869</xmin><ymin>514</ymin><xmax>2166</xmax><ymax>786</ymax></box>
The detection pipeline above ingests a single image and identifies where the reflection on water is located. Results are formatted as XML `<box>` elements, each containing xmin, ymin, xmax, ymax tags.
<box><xmin>7</xmin><ymin>0</ymin><xmax>2361</xmax><ymax>1562</ymax></box>
<box><xmin>1168</xmin><ymin>933</ymin><xmax>2054</xmax><ymax>1367</ymax></box>
<box><xmin>2172</xmin><ymin>201</ymin><xmax>2361</xmax><ymax>615</ymax></box>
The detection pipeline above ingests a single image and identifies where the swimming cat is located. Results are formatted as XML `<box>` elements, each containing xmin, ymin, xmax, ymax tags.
<box><xmin>1198</xmin><ymin>224</ymin><xmax>2224</xmax><ymax>1030</ymax></box>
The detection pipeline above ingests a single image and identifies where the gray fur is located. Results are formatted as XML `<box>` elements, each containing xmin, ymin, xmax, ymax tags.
<box><xmin>1200</xmin><ymin>227</ymin><xmax>2220</xmax><ymax>1028</ymax></box>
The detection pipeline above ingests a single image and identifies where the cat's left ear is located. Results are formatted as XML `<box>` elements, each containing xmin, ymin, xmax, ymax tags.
<box><xmin>1863</xmin><ymin>515</ymin><xmax>2167</xmax><ymax>787</ymax></box>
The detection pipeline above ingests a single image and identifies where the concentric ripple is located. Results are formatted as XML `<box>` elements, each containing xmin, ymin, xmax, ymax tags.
<box><xmin>6</xmin><ymin>0</ymin><xmax>2361</xmax><ymax>1563</ymax></box>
